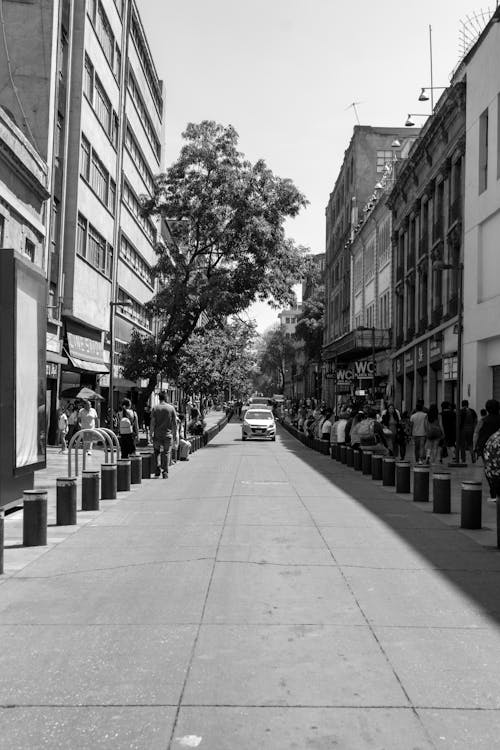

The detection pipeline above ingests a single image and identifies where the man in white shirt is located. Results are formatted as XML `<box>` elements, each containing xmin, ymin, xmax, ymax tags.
<box><xmin>78</xmin><ymin>399</ymin><xmax>99</xmax><ymax>455</ymax></box>
<box><xmin>410</xmin><ymin>400</ymin><xmax>427</xmax><ymax>464</ymax></box>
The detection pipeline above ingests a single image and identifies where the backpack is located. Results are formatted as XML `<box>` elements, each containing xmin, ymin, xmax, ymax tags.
<box><xmin>119</xmin><ymin>410</ymin><xmax>133</xmax><ymax>435</ymax></box>
<box><xmin>358</xmin><ymin>418</ymin><xmax>377</xmax><ymax>445</ymax></box>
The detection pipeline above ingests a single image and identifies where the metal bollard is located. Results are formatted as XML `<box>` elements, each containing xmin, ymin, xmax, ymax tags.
<box><xmin>101</xmin><ymin>463</ymin><xmax>117</xmax><ymax>500</ymax></box>
<box><xmin>0</xmin><ymin>511</ymin><xmax>4</xmax><ymax>574</ymax></box>
<box><xmin>23</xmin><ymin>490</ymin><xmax>48</xmax><ymax>547</ymax></box>
<box><xmin>56</xmin><ymin>477</ymin><xmax>77</xmax><ymax>525</ymax></box>
<box><xmin>330</xmin><ymin>443</ymin><xmax>337</xmax><ymax>460</ymax></box>
<box><xmin>413</xmin><ymin>465</ymin><xmax>430</xmax><ymax>502</ymax></box>
<box><xmin>130</xmin><ymin>455</ymin><xmax>142</xmax><ymax>485</ymax></box>
<box><xmin>82</xmin><ymin>471</ymin><xmax>100</xmax><ymax>511</ymax></box>
<box><xmin>140</xmin><ymin>452</ymin><xmax>152</xmax><ymax>479</ymax></box>
<box><xmin>433</xmin><ymin>472</ymin><xmax>451</xmax><ymax>514</ymax></box>
<box><xmin>117</xmin><ymin>459</ymin><xmax>131</xmax><ymax>492</ymax></box>
<box><xmin>346</xmin><ymin>447</ymin><xmax>354</xmax><ymax>467</ymax></box>
<box><xmin>353</xmin><ymin>449</ymin><xmax>362</xmax><ymax>471</ymax></box>
<box><xmin>382</xmin><ymin>458</ymin><xmax>396</xmax><ymax>486</ymax></box>
<box><xmin>362</xmin><ymin>450</ymin><xmax>373</xmax><ymax>475</ymax></box>
<box><xmin>497</xmin><ymin>501</ymin><xmax>500</xmax><ymax>549</ymax></box>
<box><xmin>340</xmin><ymin>445</ymin><xmax>347</xmax><ymax>464</ymax></box>
<box><xmin>461</xmin><ymin>481</ymin><xmax>482</xmax><ymax>529</ymax></box>
<box><xmin>395</xmin><ymin>461</ymin><xmax>411</xmax><ymax>493</ymax></box>
<box><xmin>372</xmin><ymin>454</ymin><xmax>383</xmax><ymax>481</ymax></box>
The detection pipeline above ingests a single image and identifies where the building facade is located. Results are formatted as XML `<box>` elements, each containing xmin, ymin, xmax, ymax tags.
<box><xmin>0</xmin><ymin>0</ymin><xmax>164</xmax><ymax>440</ymax></box>
<box><xmin>462</xmin><ymin>7</ymin><xmax>500</xmax><ymax>407</ymax></box>
<box><xmin>323</xmin><ymin>125</ymin><xmax>418</xmax><ymax>406</ymax></box>
<box><xmin>388</xmin><ymin>81</ymin><xmax>466</xmax><ymax>412</ymax></box>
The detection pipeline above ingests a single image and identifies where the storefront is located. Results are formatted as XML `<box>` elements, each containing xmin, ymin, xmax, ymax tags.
<box><xmin>61</xmin><ymin>320</ymin><xmax>108</xmax><ymax>416</ymax></box>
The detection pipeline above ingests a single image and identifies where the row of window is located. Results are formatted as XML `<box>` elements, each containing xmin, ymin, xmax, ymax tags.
<box><xmin>88</xmin><ymin>0</ymin><xmax>121</xmax><ymax>79</ymax></box>
<box><xmin>128</xmin><ymin>71</ymin><xmax>161</xmax><ymax>161</ymax></box>
<box><xmin>117</xmin><ymin>287</ymin><xmax>151</xmax><ymax>330</ymax></box>
<box><xmin>125</xmin><ymin>125</ymin><xmax>155</xmax><ymax>195</ymax></box>
<box><xmin>81</xmin><ymin>134</ymin><xmax>116</xmax><ymax>213</ymax></box>
<box><xmin>122</xmin><ymin>180</ymin><xmax>156</xmax><ymax>245</ymax></box>
<box><xmin>84</xmin><ymin>55</ymin><xmax>119</xmax><ymax>146</ymax></box>
<box><xmin>120</xmin><ymin>233</ymin><xmax>154</xmax><ymax>287</ymax></box>
<box><xmin>478</xmin><ymin>93</ymin><xmax>500</xmax><ymax>194</ymax></box>
<box><xmin>130</xmin><ymin>10</ymin><xmax>163</xmax><ymax>116</ymax></box>
<box><xmin>77</xmin><ymin>212</ymin><xmax>113</xmax><ymax>277</ymax></box>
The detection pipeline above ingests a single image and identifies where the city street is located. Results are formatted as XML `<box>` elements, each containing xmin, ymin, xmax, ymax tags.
<box><xmin>1</xmin><ymin>421</ymin><xmax>500</xmax><ymax>748</ymax></box>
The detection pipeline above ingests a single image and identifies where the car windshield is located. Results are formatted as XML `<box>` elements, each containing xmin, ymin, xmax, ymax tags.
<box><xmin>246</xmin><ymin>411</ymin><xmax>273</xmax><ymax>421</ymax></box>
<box><xmin>250</xmin><ymin>398</ymin><xmax>270</xmax><ymax>405</ymax></box>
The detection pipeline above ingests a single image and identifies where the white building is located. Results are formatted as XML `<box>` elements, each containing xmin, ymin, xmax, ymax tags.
<box><xmin>462</xmin><ymin>7</ymin><xmax>500</xmax><ymax>406</ymax></box>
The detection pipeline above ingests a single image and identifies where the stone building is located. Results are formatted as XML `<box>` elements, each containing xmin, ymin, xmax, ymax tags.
<box><xmin>388</xmin><ymin>81</ymin><xmax>466</xmax><ymax>411</ymax></box>
<box><xmin>322</xmin><ymin>125</ymin><xmax>419</xmax><ymax>406</ymax></box>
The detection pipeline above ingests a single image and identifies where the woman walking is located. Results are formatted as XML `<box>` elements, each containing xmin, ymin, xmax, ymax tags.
<box><xmin>424</xmin><ymin>403</ymin><xmax>443</xmax><ymax>465</ymax></box>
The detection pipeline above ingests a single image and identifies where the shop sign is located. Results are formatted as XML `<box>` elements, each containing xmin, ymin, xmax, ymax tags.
<box><xmin>67</xmin><ymin>332</ymin><xmax>103</xmax><ymax>362</ymax></box>
<box><xmin>334</xmin><ymin>360</ymin><xmax>376</xmax><ymax>385</ymax></box>
<box><xmin>415</xmin><ymin>342</ymin><xmax>428</xmax><ymax>370</ymax></box>
<box><xmin>443</xmin><ymin>354</ymin><xmax>458</xmax><ymax>381</ymax></box>
<box><xmin>430</xmin><ymin>339</ymin><xmax>442</xmax><ymax>362</ymax></box>
<box><xmin>46</xmin><ymin>362</ymin><xmax>58</xmax><ymax>378</ymax></box>
<box><xmin>404</xmin><ymin>349</ymin><xmax>414</xmax><ymax>371</ymax></box>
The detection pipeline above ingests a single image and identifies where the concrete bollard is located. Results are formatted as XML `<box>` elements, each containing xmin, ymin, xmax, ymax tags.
<box><xmin>82</xmin><ymin>471</ymin><xmax>100</xmax><ymax>511</ymax></box>
<box><xmin>395</xmin><ymin>461</ymin><xmax>411</xmax><ymax>493</ymax></box>
<box><xmin>56</xmin><ymin>477</ymin><xmax>77</xmax><ymax>525</ymax></box>
<box><xmin>101</xmin><ymin>463</ymin><xmax>117</xmax><ymax>500</ymax></box>
<box><xmin>382</xmin><ymin>458</ymin><xmax>396</xmax><ymax>487</ymax></box>
<box><xmin>353</xmin><ymin>449</ymin><xmax>362</xmax><ymax>471</ymax></box>
<box><xmin>340</xmin><ymin>445</ymin><xmax>347</xmax><ymax>464</ymax></box>
<box><xmin>130</xmin><ymin>455</ymin><xmax>142</xmax><ymax>485</ymax></box>
<box><xmin>117</xmin><ymin>459</ymin><xmax>131</xmax><ymax>492</ymax></box>
<box><xmin>497</xmin><ymin>501</ymin><xmax>500</xmax><ymax>549</ymax></box>
<box><xmin>433</xmin><ymin>472</ymin><xmax>451</xmax><ymax>514</ymax></box>
<box><xmin>140</xmin><ymin>452</ymin><xmax>152</xmax><ymax>479</ymax></box>
<box><xmin>23</xmin><ymin>490</ymin><xmax>48</xmax><ymax>547</ymax></box>
<box><xmin>461</xmin><ymin>481</ymin><xmax>482</xmax><ymax>529</ymax></box>
<box><xmin>413</xmin><ymin>465</ymin><xmax>430</xmax><ymax>502</ymax></box>
<box><xmin>362</xmin><ymin>450</ymin><xmax>373</xmax><ymax>475</ymax></box>
<box><xmin>0</xmin><ymin>511</ymin><xmax>3</xmax><ymax>575</ymax></box>
<box><xmin>346</xmin><ymin>447</ymin><xmax>354</xmax><ymax>467</ymax></box>
<box><xmin>330</xmin><ymin>444</ymin><xmax>337</xmax><ymax>460</ymax></box>
<box><xmin>372</xmin><ymin>454</ymin><xmax>383</xmax><ymax>481</ymax></box>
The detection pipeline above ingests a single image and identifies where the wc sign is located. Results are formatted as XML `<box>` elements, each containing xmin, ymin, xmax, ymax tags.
<box><xmin>335</xmin><ymin>361</ymin><xmax>376</xmax><ymax>384</ymax></box>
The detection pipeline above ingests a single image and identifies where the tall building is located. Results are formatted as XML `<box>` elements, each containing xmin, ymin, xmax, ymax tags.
<box><xmin>0</xmin><ymin>0</ymin><xmax>164</xmax><ymax>441</ymax></box>
<box><xmin>322</xmin><ymin>126</ymin><xmax>419</xmax><ymax>405</ymax></box>
<box><xmin>462</xmin><ymin>6</ymin><xmax>500</xmax><ymax>406</ymax></box>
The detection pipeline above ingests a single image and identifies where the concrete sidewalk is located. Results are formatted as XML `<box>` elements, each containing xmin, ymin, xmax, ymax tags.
<box><xmin>1</xmin><ymin>420</ymin><xmax>500</xmax><ymax>748</ymax></box>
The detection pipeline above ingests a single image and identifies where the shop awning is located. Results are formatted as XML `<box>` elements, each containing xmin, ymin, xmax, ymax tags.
<box><xmin>114</xmin><ymin>377</ymin><xmax>139</xmax><ymax>390</ymax></box>
<box><xmin>46</xmin><ymin>351</ymin><xmax>68</xmax><ymax>365</ymax></box>
<box><xmin>67</xmin><ymin>354</ymin><xmax>109</xmax><ymax>373</ymax></box>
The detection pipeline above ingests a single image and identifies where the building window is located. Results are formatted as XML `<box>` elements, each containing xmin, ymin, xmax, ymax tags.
<box><xmin>55</xmin><ymin>112</ymin><xmax>64</xmax><ymax>165</ymax></box>
<box><xmin>377</xmin><ymin>150</ymin><xmax>396</xmax><ymax>173</ymax></box>
<box><xmin>123</xmin><ymin>180</ymin><xmax>156</xmax><ymax>244</ymax></box>
<box><xmin>80</xmin><ymin>134</ymin><xmax>90</xmax><ymax>180</ymax></box>
<box><xmin>77</xmin><ymin>213</ymin><xmax>112</xmax><ymax>277</ymax></box>
<box><xmin>0</xmin><ymin>214</ymin><xmax>4</xmax><ymax>247</ymax></box>
<box><xmin>96</xmin><ymin>2</ymin><xmax>114</xmax><ymax>69</ymax></box>
<box><xmin>84</xmin><ymin>54</ymin><xmax>94</xmax><ymax>100</ymax></box>
<box><xmin>130</xmin><ymin>10</ymin><xmax>163</xmax><ymax>116</ymax></box>
<box><xmin>94</xmin><ymin>76</ymin><xmax>112</xmax><ymax>133</ymax></box>
<box><xmin>125</xmin><ymin>126</ymin><xmax>155</xmax><ymax>195</ymax></box>
<box><xmin>479</xmin><ymin>107</ymin><xmax>489</xmax><ymax>194</ymax></box>
<box><xmin>117</xmin><ymin>287</ymin><xmax>151</xmax><ymax>330</ymax></box>
<box><xmin>90</xmin><ymin>150</ymin><xmax>108</xmax><ymax>204</ymax></box>
<box><xmin>24</xmin><ymin>238</ymin><xmax>35</xmax><ymax>262</ymax></box>
<box><xmin>77</xmin><ymin>213</ymin><xmax>87</xmax><ymax>258</ymax></box>
<box><xmin>378</xmin><ymin>216</ymin><xmax>391</xmax><ymax>268</ymax></box>
<box><xmin>366</xmin><ymin>303</ymin><xmax>375</xmax><ymax>328</ymax></box>
<box><xmin>365</xmin><ymin>239</ymin><xmax>375</xmax><ymax>280</ymax></box>
<box><xmin>120</xmin><ymin>234</ymin><xmax>154</xmax><ymax>287</ymax></box>
<box><xmin>127</xmin><ymin>71</ymin><xmax>161</xmax><ymax>161</ymax></box>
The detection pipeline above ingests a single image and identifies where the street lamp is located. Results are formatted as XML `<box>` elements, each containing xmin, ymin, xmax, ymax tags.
<box><xmin>357</xmin><ymin>326</ymin><xmax>376</xmax><ymax>401</ymax></box>
<box><xmin>432</xmin><ymin>260</ymin><xmax>465</xmax><ymax>467</ymax></box>
<box><xmin>405</xmin><ymin>113</ymin><xmax>432</xmax><ymax>127</ymax></box>
<box><xmin>109</xmin><ymin>298</ymin><xmax>133</xmax><ymax>431</ymax></box>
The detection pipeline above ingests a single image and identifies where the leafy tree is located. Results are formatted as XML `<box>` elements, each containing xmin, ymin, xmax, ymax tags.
<box><xmin>120</xmin><ymin>121</ymin><xmax>309</xmax><ymax>395</ymax></box>
<box><xmin>295</xmin><ymin>283</ymin><xmax>325</xmax><ymax>361</ymax></box>
<box><xmin>175</xmin><ymin>320</ymin><xmax>256</xmax><ymax>404</ymax></box>
<box><xmin>256</xmin><ymin>326</ymin><xmax>296</xmax><ymax>394</ymax></box>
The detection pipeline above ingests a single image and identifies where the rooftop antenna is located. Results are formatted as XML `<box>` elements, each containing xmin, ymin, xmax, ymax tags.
<box><xmin>345</xmin><ymin>101</ymin><xmax>363</xmax><ymax>125</ymax></box>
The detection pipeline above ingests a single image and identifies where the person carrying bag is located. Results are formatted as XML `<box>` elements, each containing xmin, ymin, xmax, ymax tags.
<box><xmin>118</xmin><ymin>398</ymin><xmax>139</xmax><ymax>458</ymax></box>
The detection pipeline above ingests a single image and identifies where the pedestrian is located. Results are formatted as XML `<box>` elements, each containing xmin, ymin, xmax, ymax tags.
<box><xmin>473</xmin><ymin>408</ymin><xmax>487</xmax><ymax>461</ymax></box>
<box><xmin>349</xmin><ymin>410</ymin><xmax>366</xmax><ymax>450</ymax></box>
<box><xmin>459</xmin><ymin>399</ymin><xmax>478</xmax><ymax>464</ymax></box>
<box><xmin>482</xmin><ymin>427</ymin><xmax>500</xmax><ymax>501</ymax></box>
<box><xmin>143</xmin><ymin>403</ymin><xmax>151</xmax><ymax>444</ymax></box>
<box><xmin>118</xmin><ymin>398</ymin><xmax>139</xmax><ymax>459</ymax></box>
<box><xmin>381</xmin><ymin>404</ymin><xmax>401</xmax><ymax>457</ymax></box>
<box><xmin>424</xmin><ymin>403</ymin><xmax>443</xmax><ymax>464</ymax></box>
<box><xmin>78</xmin><ymin>399</ymin><xmax>99</xmax><ymax>455</ymax></box>
<box><xmin>440</xmin><ymin>401</ymin><xmax>456</xmax><ymax>457</ymax></box>
<box><xmin>357</xmin><ymin>408</ymin><xmax>389</xmax><ymax>451</ymax></box>
<box><xmin>476</xmin><ymin>399</ymin><xmax>500</xmax><ymax>462</ymax></box>
<box><xmin>398</xmin><ymin>411</ymin><xmax>411</xmax><ymax>460</ymax></box>
<box><xmin>57</xmin><ymin>406</ymin><xmax>69</xmax><ymax>453</ymax></box>
<box><xmin>320</xmin><ymin>409</ymin><xmax>333</xmax><ymax>441</ymax></box>
<box><xmin>67</xmin><ymin>404</ymin><xmax>79</xmax><ymax>442</ymax></box>
<box><xmin>410</xmin><ymin>400</ymin><xmax>428</xmax><ymax>464</ymax></box>
<box><xmin>150</xmin><ymin>391</ymin><xmax>178</xmax><ymax>479</ymax></box>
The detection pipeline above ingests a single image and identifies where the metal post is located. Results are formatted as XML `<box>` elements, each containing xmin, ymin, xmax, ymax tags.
<box><xmin>353</xmin><ymin>449</ymin><xmax>362</xmax><ymax>471</ymax></box>
<box><xmin>382</xmin><ymin>457</ymin><xmax>396</xmax><ymax>486</ymax></box>
<box><xmin>461</xmin><ymin>480</ymin><xmax>482</xmax><ymax>529</ymax></box>
<box><xmin>140</xmin><ymin>452</ymin><xmax>152</xmax><ymax>479</ymax></box>
<box><xmin>396</xmin><ymin>461</ymin><xmax>411</xmax><ymax>493</ymax></box>
<box><xmin>362</xmin><ymin>449</ymin><xmax>373</xmax><ymax>475</ymax></box>
<box><xmin>23</xmin><ymin>490</ymin><xmax>48</xmax><ymax>547</ymax></box>
<box><xmin>101</xmin><ymin>463</ymin><xmax>117</xmax><ymax>500</ymax></box>
<box><xmin>82</xmin><ymin>471</ymin><xmax>100</xmax><ymax>511</ymax></box>
<box><xmin>117</xmin><ymin>459</ymin><xmax>131</xmax><ymax>492</ymax></box>
<box><xmin>56</xmin><ymin>477</ymin><xmax>77</xmax><ymax>525</ymax></box>
<box><xmin>413</xmin><ymin>465</ymin><xmax>430</xmax><ymax>502</ymax></box>
<box><xmin>433</xmin><ymin>472</ymin><xmax>451</xmax><ymax>513</ymax></box>
<box><xmin>372</xmin><ymin>453</ymin><xmax>383</xmax><ymax>480</ymax></box>
<box><xmin>130</xmin><ymin>455</ymin><xmax>142</xmax><ymax>484</ymax></box>
<box><xmin>371</xmin><ymin>326</ymin><xmax>376</xmax><ymax>402</ymax></box>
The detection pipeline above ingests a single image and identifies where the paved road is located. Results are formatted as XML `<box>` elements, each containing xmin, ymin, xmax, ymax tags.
<box><xmin>1</xmin><ymin>421</ymin><xmax>500</xmax><ymax>748</ymax></box>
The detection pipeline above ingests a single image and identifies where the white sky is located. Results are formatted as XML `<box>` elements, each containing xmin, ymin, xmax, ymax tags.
<box><xmin>138</xmin><ymin>0</ymin><xmax>494</xmax><ymax>331</ymax></box>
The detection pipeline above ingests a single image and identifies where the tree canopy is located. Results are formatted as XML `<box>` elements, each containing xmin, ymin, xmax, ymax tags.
<box><xmin>256</xmin><ymin>326</ymin><xmax>297</xmax><ymax>395</ymax></box>
<box><xmin>120</xmin><ymin>121</ymin><xmax>310</xmax><ymax>394</ymax></box>
<box><xmin>295</xmin><ymin>282</ymin><xmax>325</xmax><ymax>361</ymax></box>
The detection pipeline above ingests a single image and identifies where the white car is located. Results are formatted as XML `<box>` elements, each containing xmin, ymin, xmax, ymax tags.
<box><xmin>242</xmin><ymin>408</ymin><xmax>276</xmax><ymax>441</ymax></box>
